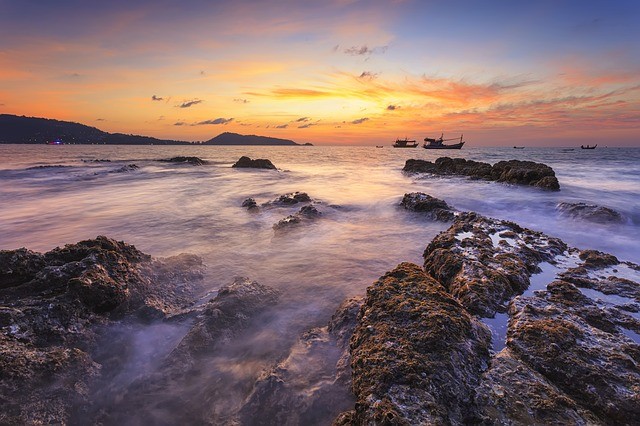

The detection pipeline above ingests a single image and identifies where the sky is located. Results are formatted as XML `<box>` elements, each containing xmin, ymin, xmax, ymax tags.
<box><xmin>0</xmin><ymin>0</ymin><xmax>639</xmax><ymax>146</ymax></box>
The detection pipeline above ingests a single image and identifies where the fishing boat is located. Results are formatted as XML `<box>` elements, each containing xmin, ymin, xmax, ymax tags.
<box><xmin>393</xmin><ymin>138</ymin><xmax>419</xmax><ymax>148</ymax></box>
<box><xmin>423</xmin><ymin>134</ymin><xmax>465</xmax><ymax>149</ymax></box>
<box><xmin>581</xmin><ymin>144</ymin><xmax>597</xmax><ymax>149</ymax></box>
<box><xmin>513</xmin><ymin>146</ymin><xmax>525</xmax><ymax>149</ymax></box>
<box><xmin>375</xmin><ymin>145</ymin><xmax>384</xmax><ymax>148</ymax></box>
<box><xmin>46</xmin><ymin>138</ymin><xmax>64</xmax><ymax>145</ymax></box>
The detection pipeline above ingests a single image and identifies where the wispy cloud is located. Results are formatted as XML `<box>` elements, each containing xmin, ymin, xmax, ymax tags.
<box><xmin>95</xmin><ymin>118</ymin><xmax>106</xmax><ymax>121</ymax></box>
<box><xmin>386</xmin><ymin>104</ymin><xmax>399</xmax><ymax>110</ymax></box>
<box><xmin>344</xmin><ymin>45</ymin><xmax>388</xmax><ymax>56</ymax></box>
<box><xmin>276</xmin><ymin>124</ymin><xmax>288</xmax><ymax>128</ymax></box>
<box><xmin>358</xmin><ymin>71</ymin><xmax>378</xmax><ymax>80</ymax></box>
<box><xmin>152</xmin><ymin>95</ymin><xmax>164</xmax><ymax>101</ymax></box>
<box><xmin>194</xmin><ymin>117</ymin><xmax>233</xmax><ymax>125</ymax></box>
<box><xmin>234</xmin><ymin>98</ymin><xmax>249</xmax><ymax>103</ymax></box>
<box><xmin>351</xmin><ymin>117</ymin><xmax>369</xmax><ymax>124</ymax></box>
<box><xmin>298</xmin><ymin>123</ymin><xmax>315</xmax><ymax>128</ymax></box>
<box><xmin>177</xmin><ymin>99</ymin><xmax>203</xmax><ymax>108</ymax></box>
<box><xmin>174</xmin><ymin>122</ymin><xmax>187</xmax><ymax>126</ymax></box>
<box><xmin>295</xmin><ymin>116</ymin><xmax>311</xmax><ymax>122</ymax></box>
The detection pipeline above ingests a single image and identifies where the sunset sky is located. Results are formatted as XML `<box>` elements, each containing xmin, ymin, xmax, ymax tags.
<box><xmin>1</xmin><ymin>0</ymin><xmax>639</xmax><ymax>146</ymax></box>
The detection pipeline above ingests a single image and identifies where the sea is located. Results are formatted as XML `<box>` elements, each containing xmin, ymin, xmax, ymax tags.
<box><xmin>1</xmin><ymin>144</ymin><xmax>639</xmax><ymax>421</ymax></box>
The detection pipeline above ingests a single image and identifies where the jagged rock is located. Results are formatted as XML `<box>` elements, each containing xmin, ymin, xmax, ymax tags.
<box><xmin>95</xmin><ymin>277</ymin><xmax>280</xmax><ymax>425</ymax></box>
<box><xmin>273</xmin><ymin>206</ymin><xmax>322</xmax><ymax>232</ymax></box>
<box><xmin>340</xmin><ymin>263</ymin><xmax>491</xmax><ymax>425</ymax></box>
<box><xmin>0</xmin><ymin>237</ymin><xmax>204</xmax><ymax>425</ymax></box>
<box><xmin>158</xmin><ymin>156</ymin><xmax>207</xmax><ymax>165</ymax></box>
<box><xmin>475</xmin><ymin>349</ymin><xmax>602</xmax><ymax>424</ymax></box>
<box><xmin>241</xmin><ymin>197</ymin><xmax>258</xmax><ymax>210</ymax></box>
<box><xmin>269</xmin><ymin>192</ymin><xmax>312</xmax><ymax>205</ymax></box>
<box><xmin>236</xmin><ymin>298</ymin><xmax>361</xmax><ymax>425</ymax></box>
<box><xmin>400</xmin><ymin>192</ymin><xmax>456</xmax><ymax>221</ymax></box>
<box><xmin>507</xmin><ymin>279</ymin><xmax>640</xmax><ymax>423</ymax></box>
<box><xmin>232</xmin><ymin>156</ymin><xmax>277</xmax><ymax>169</ymax></box>
<box><xmin>403</xmin><ymin>157</ymin><xmax>560</xmax><ymax>190</ymax></box>
<box><xmin>557</xmin><ymin>202</ymin><xmax>624</xmax><ymax>223</ymax></box>
<box><xmin>422</xmin><ymin>212</ymin><xmax>566</xmax><ymax>317</ymax></box>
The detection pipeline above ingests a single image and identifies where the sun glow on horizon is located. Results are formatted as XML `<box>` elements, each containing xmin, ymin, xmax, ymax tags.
<box><xmin>0</xmin><ymin>1</ymin><xmax>639</xmax><ymax>146</ymax></box>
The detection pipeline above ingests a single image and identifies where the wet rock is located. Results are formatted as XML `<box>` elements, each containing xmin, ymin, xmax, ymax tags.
<box><xmin>578</xmin><ymin>249</ymin><xmax>619</xmax><ymax>268</ymax></box>
<box><xmin>557</xmin><ymin>202</ymin><xmax>624</xmax><ymax>223</ymax></box>
<box><xmin>236</xmin><ymin>298</ymin><xmax>361</xmax><ymax>425</ymax></box>
<box><xmin>340</xmin><ymin>263</ymin><xmax>491</xmax><ymax>425</ymax></box>
<box><xmin>109</xmin><ymin>164</ymin><xmax>139</xmax><ymax>173</ymax></box>
<box><xmin>97</xmin><ymin>277</ymin><xmax>280</xmax><ymax>425</ymax></box>
<box><xmin>476</xmin><ymin>349</ymin><xmax>602</xmax><ymax>425</ymax></box>
<box><xmin>400</xmin><ymin>192</ymin><xmax>456</xmax><ymax>221</ymax></box>
<box><xmin>158</xmin><ymin>156</ymin><xmax>207</xmax><ymax>165</ymax></box>
<box><xmin>232</xmin><ymin>156</ymin><xmax>277</xmax><ymax>169</ymax></box>
<box><xmin>0</xmin><ymin>237</ymin><xmax>204</xmax><ymax>425</ymax></box>
<box><xmin>270</xmin><ymin>191</ymin><xmax>312</xmax><ymax>205</ymax></box>
<box><xmin>273</xmin><ymin>206</ymin><xmax>322</xmax><ymax>232</ymax></box>
<box><xmin>507</xmin><ymin>279</ymin><xmax>640</xmax><ymax>423</ymax></box>
<box><xmin>403</xmin><ymin>157</ymin><xmax>560</xmax><ymax>190</ymax></box>
<box><xmin>241</xmin><ymin>197</ymin><xmax>258</xmax><ymax>210</ymax></box>
<box><xmin>422</xmin><ymin>212</ymin><xmax>567</xmax><ymax>317</ymax></box>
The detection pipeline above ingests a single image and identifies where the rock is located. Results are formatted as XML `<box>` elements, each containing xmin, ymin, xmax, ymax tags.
<box><xmin>400</xmin><ymin>192</ymin><xmax>456</xmax><ymax>221</ymax></box>
<box><xmin>340</xmin><ymin>263</ymin><xmax>491</xmax><ymax>425</ymax></box>
<box><xmin>491</xmin><ymin>160</ymin><xmax>560</xmax><ymax>190</ymax></box>
<box><xmin>557</xmin><ymin>202</ymin><xmax>624</xmax><ymax>223</ymax></box>
<box><xmin>475</xmin><ymin>349</ymin><xmax>602</xmax><ymax>424</ymax></box>
<box><xmin>232</xmin><ymin>156</ymin><xmax>277</xmax><ymax>169</ymax></box>
<box><xmin>273</xmin><ymin>206</ymin><xmax>322</xmax><ymax>232</ymax></box>
<box><xmin>507</xmin><ymin>279</ymin><xmax>640</xmax><ymax>423</ymax></box>
<box><xmin>0</xmin><ymin>237</ymin><xmax>204</xmax><ymax>425</ymax></box>
<box><xmin>96</xmin><ymin>277</ymin><xmax>281</xmax><ymax>425</ymax></box>
<box><xmin>403</xmin><ymin>157</ymin><xmax>560</xmax><ymax>190</ymax></box>
<box><xmin>109</xmin><ymin>164</ymin><xmax>139</xmax><ymax>173</ymax></box>
<box><xmin>270</xmin><ymin>192</ymin><xmax>312</xmax><ymax>205</ymax></box>
<box><xmin>241</xmin><ymin>197</ymin><xmax>258</xmax><ymax>210</ymax></box>
<box><xmin>236</xmin><ymin>298</ymin><xmax>361</xmax><ymax>425</ymax></box>
<box><xmin>422</xmin><ymin>212</ymin><xmax>566</xmax><ymax>317</ymax></box>
<box><xmin>158</xmin><ymin>156</ymin><xmax>207</xmax><ymax>165</ymax></box>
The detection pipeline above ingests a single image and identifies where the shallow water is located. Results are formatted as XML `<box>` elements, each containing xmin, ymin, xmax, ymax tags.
<box><xmin>1</xmin><ymin>144</ymin><xmax>639</xmax><ymax>420</ymax></box>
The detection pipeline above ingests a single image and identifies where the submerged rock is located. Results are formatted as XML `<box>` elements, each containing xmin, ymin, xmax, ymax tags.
<box><xmin>232</xmin><ymin>156</ymin><xmax>277</xmax><ymax>169</ymax></box>
<box><xmin>403</xmin><ymin>157</ymin><xmax>560</xmax><ymax>190</ymax></box>
<box><xmin>109</xmin><ymin>164</ymin><xmax>139</xmax><ymax>173</ymax></box>
<box><xmin>158</xmin><ymin>156</ymin><xmax>207</xmax><ymax>165</ymax></box>
<box><xmin>557</xmin><ymin>202</ymin><xmax>624</xmax><ymax>223</ymax></box>
<box><xmin>241</xmin><ymin>197</ymin><xmax>259</xmax><ymax>210</ymax></box>
<box><xmin>0</xmin><ymin>237</ymin><xmax>205</xmax><ymax>425</ymax></box>
<box><xmin>269</xmin><ymin>191</ymin><xmax>312</xmax><ymax>205</ymax></box>
<box><xmin>273</xmin><ymin>205</ymin><xmax>322</xmax><ymax>232</ymax></box>
<box><xmin>400</xmin><ymin>192</ymin><xmax>456</xmax><ymax>221</ymax></box>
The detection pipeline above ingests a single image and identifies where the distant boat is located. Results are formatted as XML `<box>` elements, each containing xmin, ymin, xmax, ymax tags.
<box><xmin>46</xmin><ymin>138</ymin><xmax>64</xmax><ymax>145</ymax></box>
<box><xmin>561</xmin><ymin>148</ymin><xmax>575</xmax><ymax>152</ymax></box>
<box><xmin>513</xmin><ymin>146</ymin><xmax>525</xmax><ymax>149</ymax></box>
<box><xmin>393</xmin><ymin>138</ymin><xmax>419</xmax><ymax>148</ymax></box>
<box><xmin>581</xmin><ymin>144</ymin><xmax>597</xmax><ymax>150</ymax></box>
<box><xmin>423</xmin><ymin>133</ymin><xmax>465</xmax><ymax>149</ymax></box>
<box><xmin>376</xmin><ymin>145</ymin><xmax>384</xmax><ymax>148</ymax></box>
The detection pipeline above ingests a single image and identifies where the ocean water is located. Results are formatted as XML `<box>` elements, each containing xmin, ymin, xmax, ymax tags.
<box><xmin>1</xmin><ymin>144</ymin><xmax>639</xmax><ymax>420</ymax></box>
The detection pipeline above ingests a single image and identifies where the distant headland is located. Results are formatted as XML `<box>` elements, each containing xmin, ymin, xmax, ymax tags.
<box><xmin>0</xmin><ymin>114</ymin><xmax>311</xmax><ymax>146</ymax></box>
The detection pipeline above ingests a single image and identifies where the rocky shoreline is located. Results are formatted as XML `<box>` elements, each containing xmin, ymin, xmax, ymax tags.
<box><xmin>1</xmin><ymin>190</ymin><xmax>638</xmax><ymax>424</ymax></box>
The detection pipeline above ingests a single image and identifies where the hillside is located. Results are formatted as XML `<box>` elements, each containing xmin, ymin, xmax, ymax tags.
<box><xmin>0</xmin><ymin>114</ymin><xmax>189</xmax><ymax>145</ymax></box>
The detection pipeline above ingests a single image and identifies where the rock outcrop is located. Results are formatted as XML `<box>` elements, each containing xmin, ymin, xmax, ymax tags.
<box><xmin>403</xmin><ymin>157</ymin><xmax>560</xmax><ymax>190</ymax></box>
<box><xmin>423</xmin><ymin>212</ymin><xmax>566</xmax><ymax>317</ymax></box>
<box><xmin>232</xmin><ymin>156</ymin><xmax>277</xmax><ymax>169</ymax></box>
<box><xmin>340</xmin><ymin>263</ymin><xmax>491</xmax><ymax>424</ymax></box>
<box><xmin>158</xmin><ymin>156</ymin><xmax>207</xmax><ymax>165</ymax></box>
<box><xmin>0</xmin><ymin>237</ymin><xmax>205</xmax><ymax>425</ymax></box>
<box><xmin>273</xmin><ymin>205</ymin><xmax>322</xmax><ymax>232</ymax></box>
<box><xmin>557</xmin><ymin>202</ymin><xmax>624</xmax><ymax>223</ymax></box>
<box><xmin>400</xmin><ymin>192</ymin><xmax>456</xmax><ymax>221</ymax></box>
<box><xmin>336</xmin><ymin>212</ymin><xmax>639</xmax><ymax>425</ymax></box>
